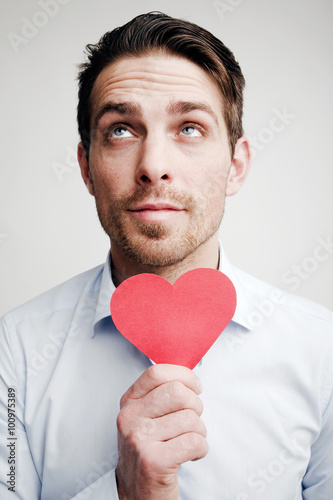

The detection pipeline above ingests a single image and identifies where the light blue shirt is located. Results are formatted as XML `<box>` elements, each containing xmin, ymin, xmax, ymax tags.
<box><xmin>0</xmin><ymin>245</ymin><xmax>332</xmax><ymax>500</ymax></box>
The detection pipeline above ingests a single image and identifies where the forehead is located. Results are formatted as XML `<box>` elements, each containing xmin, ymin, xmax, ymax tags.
<box><xmin>90</xmin><ymin>52</ymin><xmax>224</xmax><ymax>120</ymax></box>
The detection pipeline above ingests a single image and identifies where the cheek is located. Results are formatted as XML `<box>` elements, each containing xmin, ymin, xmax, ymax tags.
<box><xmin>184</xmin><ymin>157</ymin><xmax>229</xmax><ymax>202</ymax></box>
<box><xmin>91</xmin><ymin>154</ymin><xmax>130</xmax><ymax>198</ymax></box>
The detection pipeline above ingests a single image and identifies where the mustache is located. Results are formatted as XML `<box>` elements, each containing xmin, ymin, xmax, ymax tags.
<box><xmin>116</xmin><ymin>185</ymin><xmax>196</xmax><ymax>211</ymax></box>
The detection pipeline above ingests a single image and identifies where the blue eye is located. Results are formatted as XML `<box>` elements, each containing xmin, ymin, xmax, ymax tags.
<box><xmin>181</xmin><ymin>126</ymin><xmax>201</xmax><ymax>137</ymax></box>
<box><xmin>111</xmin><ymin>127</ymin><xmax>133</xmax><ymax>138</ymax></box>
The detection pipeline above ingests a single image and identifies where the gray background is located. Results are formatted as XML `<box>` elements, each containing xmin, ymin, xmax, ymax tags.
<box><xmin>1</xmin><ymin>0</ymin><xmax>332</xmax><ymax>316</ymax></box>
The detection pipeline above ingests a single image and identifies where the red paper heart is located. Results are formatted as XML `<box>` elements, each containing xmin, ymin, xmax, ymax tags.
<box><xmin>110</xmin><ymin>268</ymin><xmax>236</xmax><ymax>369</ymax></box>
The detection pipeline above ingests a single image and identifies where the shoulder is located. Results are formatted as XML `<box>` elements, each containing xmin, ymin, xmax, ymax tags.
<box><xmin>233</xmin><ymin>265</ymin><xmax>333</xmax><ymax>331</ymax></box>
<box><xmin>1</xmin><ymin>264</ymin><xmax>104</xmax><ymax>329</ymax></box>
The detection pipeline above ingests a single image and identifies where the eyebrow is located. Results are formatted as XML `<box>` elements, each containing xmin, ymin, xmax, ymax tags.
<box><xmin>93</xmin><ymin>99</ymin><xmax>219</xmax><ymax>128</ymax></box>
<box><xmin>93</xmin><ymin>101</ymin><xmax>142</xmax><ymax>128</ymax></box>
<box><xmin>167</xmin><ymin>100</ymin><xmax>219</xmax><ymax>125</ymax></box>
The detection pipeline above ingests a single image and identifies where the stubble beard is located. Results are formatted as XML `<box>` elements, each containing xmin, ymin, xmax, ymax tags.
<box><xmin>94</xmin><ymin>184</ymin><xmax>224</xmax><ymax>269</ymax></box>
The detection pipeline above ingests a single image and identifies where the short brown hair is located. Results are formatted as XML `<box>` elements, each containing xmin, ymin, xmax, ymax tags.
<box><xmin>77</xmin><ymin>12</ymin><xmax>245</xmax><ymax>155</ymax></box>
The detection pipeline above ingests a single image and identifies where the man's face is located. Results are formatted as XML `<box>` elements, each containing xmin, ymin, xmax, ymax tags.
<box><xmin>79</xmin><ymin>52</ymin><xmax>247</xmax><ymax>269</ymax></box>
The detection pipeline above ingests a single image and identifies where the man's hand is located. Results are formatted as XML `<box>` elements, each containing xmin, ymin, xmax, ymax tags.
<box><xmin>116</xmin><ymin>364</ymin><xmax>208</xmax><ymax>500</ymax></box>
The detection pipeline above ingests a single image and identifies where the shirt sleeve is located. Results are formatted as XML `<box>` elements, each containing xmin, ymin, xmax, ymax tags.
<box><xmin>302</xmin><ymin>353</ymin><xmax>333</xmax><ymax>499</ymax></box>
<box><xmin>0</xmin><ymin>317</ymin><xmax>41</xmax><ymax>499</ymax></box>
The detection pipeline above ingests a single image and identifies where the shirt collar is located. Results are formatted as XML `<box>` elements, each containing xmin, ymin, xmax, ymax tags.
<box><xmin>217</xmin><ymin>242</ymin><xmax>254</xmax><ymax>331</ymax></box>
<box><xmin>92</xmin><ymin>242</ymin><xmax>254</xmax><ymax>337</ymax></box>
<box><xmin>92</xmin><ymin>250</ymin><xmax>116</xmax><ymax>337</ymax></box>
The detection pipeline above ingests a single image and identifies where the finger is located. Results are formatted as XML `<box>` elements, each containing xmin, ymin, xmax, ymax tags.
<box><xmin>153</xmin><ymin>410</ymin><xmax>207</xmax><ymax>442</ymax></box>
<box><xmin>153</xmin><ymin>432</ymin><xmax>209</xmax><ymax>470</ymax></box>
<box><xmin>118</xmin><ymin>409</ymin><xmax>206</xmax><ymax>444</ymax></box>
<box><xmin>139</xmin><ymin>380</ymin><xmax>204</xmax><ymax>418</ymax></box>
<box><xmin>117</xmin><ymin>380</ymin><xmax>204</xmax><ymax>436</ymax></box>
<box><xmin>121</xmin><ymin>364</ymin><xmax>202</xmax><ymax>407</ymax></box>
<box><xmin>167</xmin><ymin>432</ymin><xmax>209</xmax><ymax>464</ymax></box>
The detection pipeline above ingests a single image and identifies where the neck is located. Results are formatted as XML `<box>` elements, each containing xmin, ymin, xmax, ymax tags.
<box><xmin>110</xmin><ymin>234</ymin><xmax>220</xmax><ymax>287</ymax></box>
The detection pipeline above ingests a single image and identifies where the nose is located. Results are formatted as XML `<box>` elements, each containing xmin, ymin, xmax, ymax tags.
<box><xmin>135</xmin><ymin>133</ymin><xmax>173</xmax><ymax>186</ymax></box>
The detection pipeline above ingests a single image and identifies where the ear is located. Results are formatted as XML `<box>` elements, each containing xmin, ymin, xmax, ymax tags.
<box><xmin>77</xmin><ymin>142</ymin><xmax>94</xmax><ymax>196</ymax></box>
<box><xmin>226</xmin><ymin>137</ymin><xmax>251</xmax><ymax>196</ymax></box>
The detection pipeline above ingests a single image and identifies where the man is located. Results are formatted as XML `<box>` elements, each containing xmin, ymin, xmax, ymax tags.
<box><xmin>0</xmin><ymin>12</ymin><xmax>332</xmax><ymax>500</ymax></box>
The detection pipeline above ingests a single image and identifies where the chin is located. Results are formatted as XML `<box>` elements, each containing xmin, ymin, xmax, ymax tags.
<box><xmin>118</xmin><ymin>228</ymin><xmax>215</xmax><ymax>269</ymax></box>
<box><xmin>120</xmin><ymin>238</ymin><xmax>188</xmax><ymax>268</ymax></box>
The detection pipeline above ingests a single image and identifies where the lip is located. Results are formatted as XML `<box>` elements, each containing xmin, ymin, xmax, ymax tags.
<box><xmin>128</xmin><ymin>202</ymin><xmax>183</xmax><ymax>211</ymax></box>
<box><xmin>128</xmin><ymin>201</ymin><xmax>185</xmax><ymax>223</ymax></box>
